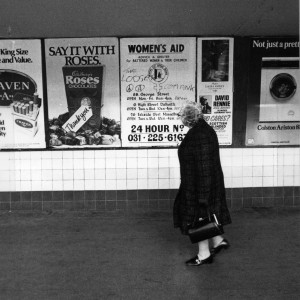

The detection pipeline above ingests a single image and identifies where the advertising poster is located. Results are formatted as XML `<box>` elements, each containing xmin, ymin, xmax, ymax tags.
<box><xmin>197</xmin><ymin>37</ymin><xmax>234</xmax><ymax>94</ymax></box>
<box><xmin>198</xmin><ymin>93</ymin><xmax>233</xmax><ymax>145</ymax></box>
<box><xmin>0</xmin><ymin>40</ymin><xmax>46</xmax><ymax>149</ymax></box>
<box><xmin>45</xmin><ymin>38</ymin><xmax>121</xmax><ymax>148</ymax></box>
<box><xmin>197</xmin><ymin>38</ymin><xmax>234</xmax><ymax>145</ymax></box>
<box><xmin>245</xmin><ymin>37</ymin><xmax>300</xmax><ymax>146</ymax></box>
<box><xmin>120</xmin><ymin>37</ymin><xmax>196</xmax><ymax>147</ymax></box>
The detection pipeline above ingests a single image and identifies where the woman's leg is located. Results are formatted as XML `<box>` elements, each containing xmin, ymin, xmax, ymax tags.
<box><xmin>211</xmin><ymin>235</ymin><xmax>224</xmax><ymax>247</ymax></box>
<box><xmin>197</xmin><ymin>239</ymin><xmax>210</xmax><ymax>259</ymax></box>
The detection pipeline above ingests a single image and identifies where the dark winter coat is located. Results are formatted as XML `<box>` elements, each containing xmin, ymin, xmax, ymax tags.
<box><xmin>173</xmin><ymin>118</ymin><xmax>231</xmax><ymax>234</ymax></box>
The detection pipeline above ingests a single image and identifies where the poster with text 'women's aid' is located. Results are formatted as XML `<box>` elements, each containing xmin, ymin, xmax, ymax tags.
<box><xmin>120</xmin><ymin>37</ymin><xmax>196</xmax><ymax>147</ymax></box>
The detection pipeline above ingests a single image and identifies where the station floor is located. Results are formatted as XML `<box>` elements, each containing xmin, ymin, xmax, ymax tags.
<box><xmin>0</xmin><ymin>207</ymin><xmax>299</xmax><ymax>300</ymax></box>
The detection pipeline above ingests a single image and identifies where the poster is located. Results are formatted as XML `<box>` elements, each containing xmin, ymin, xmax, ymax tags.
<box><xmin>45</xmin><ymin>38</ymin><xmax>121</xmax><ymax>148</ymax></box>
<box><xmin>120</xmin><ymin>37</ymin><xmax>196</xmax><ymax>147</ymax></box>
<box><xmin>197</xmin><ymin>37</ymin><xmax>234</xmax><ymax>94</ymax></box>
<box><xmin>197</xmin><ymin>38</ymin><xmax>234</xmax><ymax>145</ymax></box>
<box><xmin>0</xmin><ymin>39</ymin><xmax>46</xmax><ymax>149</ymax></box>
<box><xmin>199</xmin><ymin>93</ymin><xmax>233</xmax><ymax>145</ymax></box>
<box><xmin>245</xmin><ymin>37</ymin><xmax>300</xmax><ymax>146</ymax></box>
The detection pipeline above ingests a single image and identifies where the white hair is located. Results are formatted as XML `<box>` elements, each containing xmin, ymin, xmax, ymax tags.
<box><xmin>179</xmin><ymin>101</ymin><xmax>203</xmax><ymax>127</ymax></box>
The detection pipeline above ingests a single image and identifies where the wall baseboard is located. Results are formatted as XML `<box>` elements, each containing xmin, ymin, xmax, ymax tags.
<box><xmin>0</xmin><ymin>186</ymin><xmax>299</xmax><ymax>212</ymax></box>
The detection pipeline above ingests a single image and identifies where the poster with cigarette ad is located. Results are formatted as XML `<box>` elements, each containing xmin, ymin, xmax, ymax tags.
<box><xmin>45</xmin><ymin>38</ymin><xmax>121</xmax><ymax>148</ymax></box>
<box><xmin>197</xmin><ymin>38</ymin><xmax>234</xmax><ymax>145</ymax></box>
<box><xmin>120</xmin><ymin>37</ymin><xmax>196</xmax><ymax>147</ymax></box>
<box><xmin>0</xmin><ymin>39</ymin><xmax>46</xmax><ymax>149</ymax></box>
<box><xmin>197</xmin><ymin>37</ymin><xmax>234</xmax><ymax>94</ymax></box>
<box><xmin>245</xmin><ymin>37</ymin><xmax>300</xmax><ymax>146</ymax></box>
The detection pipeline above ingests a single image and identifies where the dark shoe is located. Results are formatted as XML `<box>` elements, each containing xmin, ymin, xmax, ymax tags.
<box><xmin>211</xmin><ymin>239</ymin><xmax>230</xmax><ymax>255</ymax></box>
<box><xmin>185</xmin><ymin>255</ymin><xmax>213</xmax><ymax>266</ymax></box>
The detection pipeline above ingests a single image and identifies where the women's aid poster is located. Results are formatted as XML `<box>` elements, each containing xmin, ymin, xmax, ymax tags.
<box><xmin>120</xmin><ymin>37</ymin><xmax>196</xmax><ymax>147</ymax></box>
<box><xmin>0</xmin><ymin>39</ymin><xmax>46</xmax><ymax>149</ymax></box>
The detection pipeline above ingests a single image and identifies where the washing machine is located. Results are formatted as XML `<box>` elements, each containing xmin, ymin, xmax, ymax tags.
<box><xmin>259</xmin><ymin>57</ymin><xmax>299</xmax><ymax>122</ymax></box>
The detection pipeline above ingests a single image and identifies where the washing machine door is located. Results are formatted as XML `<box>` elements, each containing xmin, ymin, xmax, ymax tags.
<box><xmin>269</xmin><ymin>73</ymin><xmax>297</xmax><ymax>101</ymax></box>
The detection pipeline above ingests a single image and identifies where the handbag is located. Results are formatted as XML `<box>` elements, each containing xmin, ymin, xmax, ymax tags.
<box><xmin>187</xmin><ymin>214</ymin><xmax>224</xmax><ymax>244</ymax></box>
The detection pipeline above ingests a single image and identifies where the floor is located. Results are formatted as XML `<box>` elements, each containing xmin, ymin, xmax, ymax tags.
<box><xmin>0</xmin><ymin>207</ymin><xmax>299</xmax><ymax>300</ymax></box>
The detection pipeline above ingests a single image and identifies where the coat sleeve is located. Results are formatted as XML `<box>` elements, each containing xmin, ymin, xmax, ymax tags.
<box><xmin>193</xmin><ymin>135</ymin><xmax>213</xmax><ymax>206</ymax></box>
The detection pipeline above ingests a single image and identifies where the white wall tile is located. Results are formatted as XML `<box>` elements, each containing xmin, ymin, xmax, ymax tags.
<box><xmin>263</xmin><ymin>166</ymin><xmax>274</xmax><ymax>177</ymax></box>
<box><xmin>232</xmin><ymin>167</ymin><xmax>243</xmax><ymax>178</ymax></box>
<box><xmin>62</xmin><ymin>151</ymin><xmax>73</xmax><ymax>159</ymax></box>
<box><xmin>126</xmin><ymin>150</ymin><xmax>138</xmax><ymax>158</ymax></box>
<box><xmin>138</xmin><ymin>179</ymin><xmax>148</xmax><ymax>189</ymax></box>
<box><xmin>106</xmin><ymin>158</ymin><xmax>116</xmax><ymax>169</ymax></box>
<box><xmin>31</xmin><ymin>180</ymin><xmax>42</xmax><ymax>191</ymax></box>
<box><xmin>116</xmin><ymin>157</ymin><xmax>127</xmax><ymax>168</ymax></box>
<box><xmin>117</xmin><ymin>180</ymin><xmax>127</xmax><ymax>189</ymax></box>
<box><xmin>63</xmin><ymin>159</ymin><xmax>73</xmax><ymax>170</ymax></box>
<box><xmin>42</xmin><ymin>180</ymin><xmax>53</xmax><ymax>190</ymax></box>
<box><xmin>52</xmin><ymin>151</ymin><xmax>62</xmax><ymax>159</ymax></box>
<box><xmin>263</xmin><ymin>177</ymin><xmax>274</xmax><ymax>187</ymax></box>
<box><xmin>53</xmin><ymin>170</ymin><xmax>63</xmax><ymax>180</ymax></box>
<box><xmin>159</xmin><ymin>179</ymin><xmax>170</xmax><ymax>189</ymax></box>
<box><xmin>42</xmin><ymin>170</ymin><xmax>53</xmax><ymax>181</ymax></box>
<box><xmin>95</xmin><ymin>179</ymin><xmax>105</xmax><ymax>189</ymax></box>
<box><xmin>63</xmin><ymin>180</ymin><xmax>74</xmax><ymax>190</ymax></box>
<box><xmin>283</xmin><ymin>166</ymin><xmax>293</xmax><ymax>177</ymax></box>
<box><xmin>42</xmin><ymin>151</ymin><xmax>52</xmax><ymax>159</ymax></box>
<box><xmin>242</xmin><ymin>167</ymin><xmax>252</xmax><ymax>177</ymax></box>
<box><xmin>106</xmin><ymin>169</ymin><xmax>117</xmax><ymax>180</ymax></box>
<box><xmin>84</xmin><ymin>151</ymin><xmax>94</xmax><ymax>159</ymax></box>
<box><xmin>127</xmin><ymin>168</ymin><xmax>138</xmax><ymax>179</ymax></box>
<box><xmin>73</xmin><ymin>180</ymin><xmax>84</xmax><ymax>190</ymax></box>
<box><xmin>85</xmin><ymin>180</ymin><xmax>95</xmax><ymax>190</ymax></box>
<box><xmin>0</xmin><ymin>181</ymin><xmax>11</xmax><ymax>191</ymax></box>
<box><xmin>30</xmin><ymin>158</ymin><xmax>42</xmax><ymax>170</ymax></box>
<box><xmin>53</xmin><ymin>180</ymin><xmax>63</xmax><ymax>190</ymax></box>
<box><xmin>243</xmin><ymin>177</ymin><xmax>253</xmax><ymax>187</ymax></box>
<box><xmin>170</xmin><ymin>178</ymin><xmax>180</xmax><ymax>188</ymax></box>
<box><xmin>21</xmin><ymin>159</ymin><xmax>31</xmax><ymax>170</ymax></box>
<box><xmin>148</xmin><ymin>157</ymin><xmax>158</xmax><ymax>168</ymax></box>
<box><xmin>95</xmin><ymin>158</ymin><xmax>105</xmax><ymax>169</ymax></box>
<box><xmin>84</xmin><ymin>158</ymin><xmax>95</xmax><ymax>169</ymax></box>
<box><xmin>20</xmin><ymin>169</ymin><xmax>31</xmax><ymax>180</ymax></box>
<box><xmin>253</xmin><ymin>177</ymin><xmax>263</xmax><ymax>187</ymax></box>
<box><xmin>20</xmin><ymin>181</ymin><xmax>31</xmax><ymax>191</ymax></box>
<box><xmin>158</xmin><ymin>168</ymin><xmax>169</xmax><ymax>179</ymax></box>
<box><xmin>116</xmin><ymin>169</ymin><xmax>127</xmax><ymax>180</ymax></box>
<box><xmin>137</xmin><ymin>157</ymin><xmax>147</xmax><ymax>168</ymax></box>
<box><xmin>283</xmin><ymin>176</ymin><xmax>294</xmax><ymax>186</ymax></box>
<box><xmin>63</xmin><ymin>170</ymin><xmax>73</xmax><ymax>180</ymax></box>
<box><xmin>147</xmin><ymin>179</ymin><xmax>158</xmax><ymax>189</ymax></box>
<box><xmin>127</xmin><ymin>179</ymin><xmax>137</xmax><ymax>189</ymax></box>
<box><xmin>52</xmin><ymin>159</ymin><xmax>63</xmax><ymax>170</ymax></box>
<box><xmin>159</xmin><ymin>157</ymin><xmax>169</xmax><ymax>168</ymax></box>
<box><xmin>148</xmin><ymin>149</ymin><xmax>159</xmax><ymax>157</ymax></box>
<box><xmin>1</xmin><ymin>147</ymin><xmax>300</xmax><ymax>193</ymax></box>
<box><xmin>148</xmin><ymin>168</ymin><xmax>158</xmax><ymax>179</ymax></box>
<box><xmin>138</xmin><ymin>168</ymin><xmax>148</xmax><ymax>179</ymax></box>
<box><xmin>127</xmin><ymin>157</ymin><xmax>137</xmax><ymax>169</ymax></box>
<box><xmin>170</xmin><ymin>167</ymin><xmax>180</xmax><ymax>179</ymax></box>
<box><xmin>95</xmin><ymin>150</ymin><xmax>106</xmax><ymax>159</ymax></box>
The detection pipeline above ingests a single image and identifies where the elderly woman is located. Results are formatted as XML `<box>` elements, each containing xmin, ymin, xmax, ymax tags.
<box><xmin>173</xmin><ymin>101</ymin><xmax>231</xmax><ymax>266</ymax></box>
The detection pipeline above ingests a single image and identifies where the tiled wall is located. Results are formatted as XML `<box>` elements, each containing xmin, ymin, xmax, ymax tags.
<box><xmin>0</xmin><ymin>147</ymin><xmax>299</xmax><ymax>211</ymax></box>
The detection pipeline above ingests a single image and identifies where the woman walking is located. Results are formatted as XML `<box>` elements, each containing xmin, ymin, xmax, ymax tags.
<box><xmin>173</xmin><ymin>101</ymin><xmax>231</xmax><ymax>266</ymax></box>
